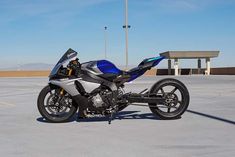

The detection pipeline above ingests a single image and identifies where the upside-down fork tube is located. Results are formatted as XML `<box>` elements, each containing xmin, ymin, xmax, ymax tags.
<box><xmin>60</xmin><ymin>68</ymin><xmax>73</xmax><ymax>95</ymax></box>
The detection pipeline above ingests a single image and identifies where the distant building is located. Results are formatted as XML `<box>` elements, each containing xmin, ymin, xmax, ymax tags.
<box><xmin>160</xmin><ymin>51</ymin><xmax>220</xmax><ymax>75</ymax></box>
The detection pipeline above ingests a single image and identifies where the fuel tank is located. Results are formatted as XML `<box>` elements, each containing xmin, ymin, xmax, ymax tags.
<box><xmin>81</xmin><ymin>60</ymin><xmax>123</xmax><ymax>82</ymax></box>
<box><xmin>82</xmin><ymin>60</ymin><xmax>122</xmax><ymax>75</ymax></box>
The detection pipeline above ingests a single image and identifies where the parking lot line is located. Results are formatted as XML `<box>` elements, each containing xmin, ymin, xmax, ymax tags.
<box><xmin>0</xmin><ymin>101</ymin><xmax>15</xmax><ymax>107</ymax></box>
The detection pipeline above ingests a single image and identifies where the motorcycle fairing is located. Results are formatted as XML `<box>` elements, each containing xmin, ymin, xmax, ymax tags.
<box><xmin>81</xmin><ymin>60</ymin><xmax>122</xmax><ymax>83</ymax></box>
<box><xmin>127</xmin><ymin>56</ymin><xmax>165</xmax><ymax>81</ymax></box>
<box><xmin>50</xmin><ymin>49</ymin><xmax>78</xmax><ymax>78</ymax></box>
<box><xmin>49</xmin><ymin>49</ymin><xmax>165</xmax><ymax>96</ymax></box>
<box><xmin>97</xmin><ymin>60</ymin><xmax>122</xmax><ymax>75</ymax></box>
<box><xmin>138</xmin><ymin>56</ymin><xmax>165</xmax><ymax>69</ymax></box>
<box><xmin>49</xmin><ymin>78</ymin><xmax>100</xmax><ymax>96</ymax></box>
<box><xmin>95</xmin><ymin>56</ymin><xmax>165</xmax><ymax>82</ymax></box>
<box><xmin>57</xmin><ymin>48</ymin><xmax>78</xmax><ymax>65</ymax></box>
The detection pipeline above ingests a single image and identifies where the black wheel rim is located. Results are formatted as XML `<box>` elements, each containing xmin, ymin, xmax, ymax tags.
<box><xmin>151</xmin><ymin>83</ymin><xmax>186</xmax><ymax>116</ymax></box>
<box><xmin>43</xmin><ymin>89</ymin><xmax>73</xmax><ymax>119</ymax></box>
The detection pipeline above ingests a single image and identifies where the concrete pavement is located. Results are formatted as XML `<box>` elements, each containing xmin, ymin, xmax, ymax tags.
<box><xmin>0</xmin><ymin>76</ymin><xmax>234</xmax><ymax>157</ymax></box>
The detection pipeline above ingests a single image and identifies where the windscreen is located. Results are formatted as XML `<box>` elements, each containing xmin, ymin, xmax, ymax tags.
<box><xmin>49</xmin><ymin>48</ymin><xmax>78</xmax><ymax>77</ymax></box>
<box><xmin>56</xmin><ymin>48</ymin><xmax>78</xmax><ymax>65</ymax></box>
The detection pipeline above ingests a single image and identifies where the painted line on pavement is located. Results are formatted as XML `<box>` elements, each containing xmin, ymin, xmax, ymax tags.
<box><xmin>0</xmin><ymin>101</ymin><xmax>15</xmax><ymax>107</ymax></box>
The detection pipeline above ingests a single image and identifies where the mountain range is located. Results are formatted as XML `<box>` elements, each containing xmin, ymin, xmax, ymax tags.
<box><xmin>0</xmin><ymin>63</ymin><xmax>54</xmax><ymax>71</ymax></box>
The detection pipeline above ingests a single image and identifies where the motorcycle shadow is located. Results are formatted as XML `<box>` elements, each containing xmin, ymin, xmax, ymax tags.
<box><xmin>37</xmin><ymin>111</ymin><xmax>181</xmax><ymax>123</ymax></box>
<box><xmin>77</xmin><ymin>111</ymin><xmax>159</xmax><ymax>123</ymax></box>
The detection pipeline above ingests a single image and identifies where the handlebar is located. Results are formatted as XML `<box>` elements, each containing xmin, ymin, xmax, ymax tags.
<box><xmin>67</xmin><ymin>58</ymin><xmax>81</xmax><ymax>77</ymax></box>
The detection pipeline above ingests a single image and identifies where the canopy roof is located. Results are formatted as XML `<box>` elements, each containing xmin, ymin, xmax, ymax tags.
<box><xmin>160</xmin><ymin>51</ymin><xmax>220</xmax><ymax>59</ymax></box>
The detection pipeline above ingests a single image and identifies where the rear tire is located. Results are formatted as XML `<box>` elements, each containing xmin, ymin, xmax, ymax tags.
<box><xmin>148</xmin><ymin>78</ymin><xmax>190</xmax><ymax>120</ymax></box>
<box><xmin>37</xmin><ymin>85</ymin><xmax>78</xmax><ymax>123</ymax></box>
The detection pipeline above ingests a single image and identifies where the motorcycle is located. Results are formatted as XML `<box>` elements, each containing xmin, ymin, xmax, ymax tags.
<box><xmin>37</xmin><ymin>48</ymin><xmax>190</xmax><ymax>123</ymax></box>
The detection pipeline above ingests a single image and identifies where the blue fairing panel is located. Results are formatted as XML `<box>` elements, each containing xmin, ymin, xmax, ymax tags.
<box><xmin>97</xmin><ymin>60</ymin><xmax>122</xmax><ymax>75</ymax></box>
<box><xmin>152</xmin><ymin>56</ymin><xmax>165</xmax><ymax>66</ymax></box>
<box><xmin>142</xmin><ymin>56</ymin><xmax>165</xmax><ymax>67</ymax></box>
<box><xmin>127</xmin><ymin>56</ymin><xmax>165</xmax><ymax>82</ymax></box>
<box><xmin>96</xmin><ymin>56</ymin><xmax>165</xmax><ymax>82</ymax></box>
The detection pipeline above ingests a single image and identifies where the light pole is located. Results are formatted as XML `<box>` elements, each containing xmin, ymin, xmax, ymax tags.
<box><xmin>123</xmin><ymin>0</ymin><xmax>130</xmax><ymax>70</ymax></box>
<box><xmin>104</xmin><ymin>26</ymin><xmax>107</xmax><ymax>59</ymax></box>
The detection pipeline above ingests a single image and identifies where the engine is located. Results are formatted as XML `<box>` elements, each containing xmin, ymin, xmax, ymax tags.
<box><xmin>91</xmin><ymin>89</ymin><xmax>113</xmax><ymax>109</ymax></box>
<box><xmin>91</xmin><ymin>94</ymin><xmax>105</xmax><ymax>108</ymax></box>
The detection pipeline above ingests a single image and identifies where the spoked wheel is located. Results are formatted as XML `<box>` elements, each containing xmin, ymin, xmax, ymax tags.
<box><xmin>37</xmin><ymin>85</ymin><xmax>78</xmax><ymax>123</ymax></box>
<box><xmin>148</xmin><ymin>78</ymin><xmax>190</xmax><ymax>119</ymax></box>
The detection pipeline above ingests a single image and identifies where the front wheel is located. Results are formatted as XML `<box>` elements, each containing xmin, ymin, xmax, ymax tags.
<box><xmin>37</xmin><ymin>85</ymin><xmax>78</xmax><ymax>123</ymax></box>
<box><xmin>148</xmin><ymin>78</ymin><xmax>190</xmax><ymax>119</ymax></box>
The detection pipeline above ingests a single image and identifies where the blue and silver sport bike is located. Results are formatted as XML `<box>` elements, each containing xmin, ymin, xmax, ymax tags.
<box><xmin>37</xmin><ymin>49</ymin><xmax>190</xmax><ymax>123</ymax></box>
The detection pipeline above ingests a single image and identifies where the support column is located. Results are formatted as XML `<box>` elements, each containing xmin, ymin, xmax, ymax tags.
<box><xmin>190</xmin><ymin>69</ymin><xmax>192</xmax><ymax>75</ymax></box>
<box><xmin>197</xmin><ymin>58</ymin><xmax>201</xmax><ymax>74</ymax></box>
<box><xmin>168</xmin><ymin>59</ymin><xmax>171</xmax><ymax>75</ymax></box>
<box><xmin>206</xmin><ymin>58</ymin><xmax>211</xmax><ymax>75</ymax></box>
<box><xmin>174</xmin><ymin>58</ymin><xmax>179</xmax><ymax>76</ymax></box>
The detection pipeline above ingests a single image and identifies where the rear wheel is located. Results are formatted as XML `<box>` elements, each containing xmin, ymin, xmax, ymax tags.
<box><xmin>148</xmin><ymin>78</ymin><xmax>190</xmax><ymax>119</ymax></box>
<box><xmin>37</xmin><ymin>85</ymin><xmax>78</xmax><ymax>123</ymax></box>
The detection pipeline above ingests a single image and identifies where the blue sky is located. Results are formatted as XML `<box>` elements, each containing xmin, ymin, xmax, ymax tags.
<box><xmin>0</xmin><ymin>0</ymin><xmax>235</xmax><ymax>69</ymax></box>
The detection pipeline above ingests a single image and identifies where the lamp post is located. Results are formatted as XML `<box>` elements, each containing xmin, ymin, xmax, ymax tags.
<box><xmin>123</xmin><ymin>0</ymin><xmax>130</xmax><ymax>70</ymax></box>
<box><xmin>104</xmin><ymin>26</ymin><xmax>107</xmax><ymax>59</ymax></box>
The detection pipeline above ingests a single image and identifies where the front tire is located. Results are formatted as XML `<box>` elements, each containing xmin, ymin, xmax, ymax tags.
<box><xmin>37</xmin><ymin>85</ymin><xmax>78</xmax><ymax>123</ymax></box>
<box><xmin>148</xmin><ymin>78</ymin><xmax>190</xmax><ymax>119</ymax></box>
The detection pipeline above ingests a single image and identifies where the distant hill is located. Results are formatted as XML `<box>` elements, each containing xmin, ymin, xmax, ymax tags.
<box><xmin>0</xmin><ymin>63</ymin><xmax>54</xmax><ymax>71</ymax></box>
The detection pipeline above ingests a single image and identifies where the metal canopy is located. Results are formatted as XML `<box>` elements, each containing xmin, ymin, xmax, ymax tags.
<box><xmin>160</xmin><ymin>51</ymin><xmax>220</xmax><ymax>59</ymax></box>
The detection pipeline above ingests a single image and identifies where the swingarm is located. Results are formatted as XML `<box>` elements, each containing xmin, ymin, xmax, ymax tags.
<box><xmin>123</xmin><ymin>92</ymin><xmax>165</xmax><ymax>104</ymax></box>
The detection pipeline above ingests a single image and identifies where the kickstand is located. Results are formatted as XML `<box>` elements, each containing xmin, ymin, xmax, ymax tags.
<box><xmin>108</xmin><ymin>103</ymin><xmax>118</xmax><ymax>124</ymax></box>
<box><xmin>108</xmin><ymin>108</ymin><xmax>117</xmax><ymax>124</ymax></box>
<box><xmin>108</xmin><ymin>113</ymin><xmax>113</xmax><ymax>124</ymax></box>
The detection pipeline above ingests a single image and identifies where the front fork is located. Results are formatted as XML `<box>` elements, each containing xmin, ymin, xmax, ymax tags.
<box><xmin>59</xmin><ymin>68</ymin><xmax>73</xmax><ymax>96</ymax></box>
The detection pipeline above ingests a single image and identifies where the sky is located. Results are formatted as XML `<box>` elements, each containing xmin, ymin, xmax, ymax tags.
<box><xmin>0</xmin><ymin>0</ymin><xmax>235</xmax><ymax>69</ymax></box>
